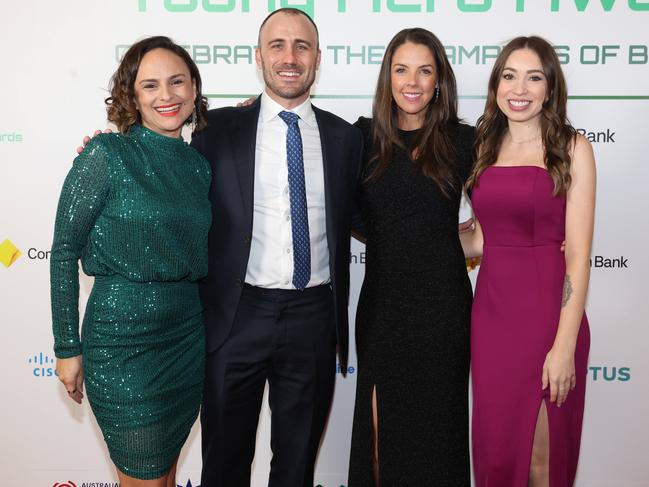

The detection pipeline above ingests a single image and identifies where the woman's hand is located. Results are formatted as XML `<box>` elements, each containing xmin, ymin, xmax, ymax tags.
<box><xmin>56</xmin><ymin>355</ymin><xmax>84</xmax><ymax>404</ymax></box>
<box><xmin>542</xmin><ymin>345</ymin><xmax>576</xmax><ymax>407</ymax></box>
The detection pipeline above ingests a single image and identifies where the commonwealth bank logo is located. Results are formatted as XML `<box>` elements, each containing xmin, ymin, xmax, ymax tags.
<box><xmin>0</xmin><ymin>239</ymin><xmax>22</xmax><ymax>268</ymax></box>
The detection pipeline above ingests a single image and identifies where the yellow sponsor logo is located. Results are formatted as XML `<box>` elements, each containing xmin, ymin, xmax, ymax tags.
<box><xmin>0</xmin><ymin>239</ymin><xmax>22</xmax><ymax>268</ymax></box>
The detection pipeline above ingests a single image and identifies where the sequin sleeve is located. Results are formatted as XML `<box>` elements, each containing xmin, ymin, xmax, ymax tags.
<box><xmin>51</xmin><ymin>138</ymin><xmax>111</xmax><ymax>358</ymax></box>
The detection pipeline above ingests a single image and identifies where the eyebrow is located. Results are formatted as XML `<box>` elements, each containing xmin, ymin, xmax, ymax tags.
<box><xmin>138</xmin><ymin>73</ymin><xmax>187</xmax><ymax>84</ymax></box>
<box><xmin>392</xmin><ymin>63</ymin><xmax>435</xmax><ymax>69</ymax></box>
<box><xmin>503</xmin><ymin>67</ymin><xmax>545</xmax><ymax>75</ymax></box>
<box><xmin>267</xmin><ymin>38</ymin><xmax>313</xmax><ymax>47</ymax></box>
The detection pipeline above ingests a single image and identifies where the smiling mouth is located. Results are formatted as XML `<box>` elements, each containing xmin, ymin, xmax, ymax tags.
<box><xmin>277</xmin><ymin>70</ymin><xmax>302</xmax><ymax>78</ymax></box>
<box><xmin>402</xmin><ymin>92</ymin><xmax>423</xmax><ymax>101</ymax></box>
<box><xmin>155</xmin><ymin>103</ymin><xmax>182</xmax><ymax>116</ymax></box>
<box><xmin>509</xmin><ymin>99</ymin><xmax>531</xmax><ymax>108</ymax></box>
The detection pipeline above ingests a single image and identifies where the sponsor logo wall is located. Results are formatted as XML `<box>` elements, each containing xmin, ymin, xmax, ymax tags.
<box><xmin>1</xmin><ymin>2</ymin><xmax>647</xmax><ymax>486</ymax></box>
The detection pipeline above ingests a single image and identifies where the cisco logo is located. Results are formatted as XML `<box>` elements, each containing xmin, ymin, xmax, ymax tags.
<box><xmin>29</xmin><ymin>352</ymin><xmax>57</xmax><ymax>378</ymax></box>
<box><xmin>588</xmin><ymin>366</ymin><xmax>630</xmax><ymax>382</ymax></box>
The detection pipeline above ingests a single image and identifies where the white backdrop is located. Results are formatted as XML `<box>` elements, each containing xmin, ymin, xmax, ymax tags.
<box><xmin>1</xmin><ymin>1</ymin><xmax>648</xmax><ymax>486</ymax></box>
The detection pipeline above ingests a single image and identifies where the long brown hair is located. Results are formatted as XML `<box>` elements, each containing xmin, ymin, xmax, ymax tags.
<box><xmin>467</xmin><ymin>36</ymin><xmax>576</xmax><ymax>195</ymax></box>
<box><xmin>105</xmin><ymin>36</ymin><xmax>209</xmax><ymax>133</ymax></box>
<box><xmin>369</xmin><ymin>28</ymin><xmax>461</xmax><ymax>197</ymax></box>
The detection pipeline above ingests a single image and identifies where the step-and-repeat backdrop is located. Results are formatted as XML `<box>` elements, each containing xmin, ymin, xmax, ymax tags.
<box><xmin>2</xmin><ymin>1</ymin><xmax>647</xmax><ymax>486</ymax></box>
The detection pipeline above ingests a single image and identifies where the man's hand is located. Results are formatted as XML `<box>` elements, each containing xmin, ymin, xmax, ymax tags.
<box><xmin>236</xmin><ymin>96</ymin><xmax>258</xmax><ymax>108</ymax></box>
<box><xmin>76</xmin><ymin>129</ymin><xmax>113</xmax><ymax>154</ymax></box>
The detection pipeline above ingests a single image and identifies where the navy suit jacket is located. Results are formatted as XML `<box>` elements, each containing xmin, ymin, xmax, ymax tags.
<box><xmin>191</xmin><ymin>97</ymin><xmax>363</xmax><ymax>369</ymax></box>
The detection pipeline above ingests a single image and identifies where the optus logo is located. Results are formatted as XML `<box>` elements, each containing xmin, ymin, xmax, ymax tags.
<box><xmin>53</xmin><ymin>482</ymin><xmax>76</xmax><ymax>487</ymax></box>
<box><xmin>30</xmin><ymin>352</ymin><xmax>57</xmax><ymax>378</ymax></box>
<box><xmin>588</xmin><ymin>366</ymin><xmax>631</xmax><ymax>382</ymax></box>
<box><xmin>0</xmin><ymin>239</ymin><xmax>22</xmax><ymax>268</ymax></box>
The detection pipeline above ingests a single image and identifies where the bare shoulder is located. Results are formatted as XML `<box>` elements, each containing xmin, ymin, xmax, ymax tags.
<box><xmin>571</xmin><ymin>133</ymin><xmax>596</xmax><ymax>173</ymax></box>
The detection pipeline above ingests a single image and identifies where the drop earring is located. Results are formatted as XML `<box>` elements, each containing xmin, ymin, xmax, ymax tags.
<box><xmin>190</xmin><ymin>104</ymin><xmax>197</xmax><ymax>133</ymax></box>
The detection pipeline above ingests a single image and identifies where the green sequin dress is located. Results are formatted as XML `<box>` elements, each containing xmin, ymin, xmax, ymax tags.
<box><xmin>50</xmin><ymin>124</ymin><xmax>211</xmax><ymax>479</ymax></box>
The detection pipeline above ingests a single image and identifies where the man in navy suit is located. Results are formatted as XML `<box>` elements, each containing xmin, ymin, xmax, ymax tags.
<box><xmin>191</xmin><ymin>8</ymin><xmax>362</xmax><ymax>487</ymax></box>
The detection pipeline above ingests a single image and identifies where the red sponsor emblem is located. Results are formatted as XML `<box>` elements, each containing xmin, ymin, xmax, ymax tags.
<box><xmin>53</xmin><ymin>482</ymin><xmax>77</xmax><ymax>487</ymax></box>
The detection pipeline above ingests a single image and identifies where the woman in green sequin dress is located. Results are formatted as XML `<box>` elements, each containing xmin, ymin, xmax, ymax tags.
<box><xmin>51</xmin><ymin>37</ymin><xmax>211</xmax><ymax>486</ymax></box>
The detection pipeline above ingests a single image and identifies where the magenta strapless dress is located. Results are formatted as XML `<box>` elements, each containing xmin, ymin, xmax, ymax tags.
<box><xmin>471</xmin><ymin>166</ymin><xmax>590</xmax><ymax>487</ymax></box>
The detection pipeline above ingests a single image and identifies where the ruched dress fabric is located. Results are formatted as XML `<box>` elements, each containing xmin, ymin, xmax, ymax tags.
<box><xmin>470</xmin><ymin>166</ymin><xmax>590</xmax><ymax>487</ymax></box>
<box><xmin>50</xmin><ymin>124</ymin><xmax>211</xmax><ymax>479</ymax></box>
<box><xmin>348</xmin><ymin>118</ymin><xmax>474</xmax><ymax>486</ymax></box>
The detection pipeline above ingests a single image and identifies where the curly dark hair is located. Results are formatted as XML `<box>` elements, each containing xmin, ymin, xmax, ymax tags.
<box><xmin>467</xmin><ymin>36</ymin><xmax>576</xmax><ymax>195</ymax></box>
<box><xmin>105</xmin><ymin>36</ymin><xmax>209</xmax><ymax>133</ymax></box>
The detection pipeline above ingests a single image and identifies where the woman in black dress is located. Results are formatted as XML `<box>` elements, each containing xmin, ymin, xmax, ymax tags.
<box><xmin>348</xmin><ymin>28</ymin><xmax>474</xmax><ymax>486</ymax></box>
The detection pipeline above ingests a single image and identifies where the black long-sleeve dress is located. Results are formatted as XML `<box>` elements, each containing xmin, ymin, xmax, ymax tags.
<box><xmin>348</xmin><ymin>117</ymin><xmax>474</xmax><ymax>486</ymax></box>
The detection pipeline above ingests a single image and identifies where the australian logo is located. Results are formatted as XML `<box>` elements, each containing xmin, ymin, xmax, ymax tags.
<box><xmin>53</xmin><ymin>482</ymin><xmax>77</xmax><ymax>487</ymax></box>
<box><xmin>30</xmin><ymin>352</ymin><xmax>57</xmax><ymax>378</ymax></box>
<box><xmin>79</xmin><ymin>483</ymin><xmax>119</xmax><ymax>487</ymax></box>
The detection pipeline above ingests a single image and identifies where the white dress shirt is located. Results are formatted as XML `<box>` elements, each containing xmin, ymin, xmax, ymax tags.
<box><xmin>244</xmin><ymin>92</ymin><xmax>330</xmax><ymax>289</ymax></box>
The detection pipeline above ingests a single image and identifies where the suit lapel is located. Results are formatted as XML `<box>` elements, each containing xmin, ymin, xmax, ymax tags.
<box><xmin>314</xmin><ymin>106</ymin><xmax>344</xmax><ymax>253</ymax></box>
<box><xmin>232</xmin><ymin>97</ymin><xmax>262</xmax><ymax>227</ymax></box>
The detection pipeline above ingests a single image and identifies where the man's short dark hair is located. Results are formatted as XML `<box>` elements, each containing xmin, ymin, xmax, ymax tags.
<box><xmin>257</xmin><ymin>8</ymin><xmax>319</xmax><ymax>48</ymax></box>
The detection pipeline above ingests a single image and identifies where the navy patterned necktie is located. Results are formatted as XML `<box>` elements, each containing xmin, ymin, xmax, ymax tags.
<box><xmin>278</xmin><ymin>110</ymin><xmax>311</xmax><ymax>290</ymax></box>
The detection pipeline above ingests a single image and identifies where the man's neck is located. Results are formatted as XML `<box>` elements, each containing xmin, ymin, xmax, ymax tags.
<box><xmin>264</xmin><ymin>87</ymin><xmax>310</xmax><ymax>110</ymax></box>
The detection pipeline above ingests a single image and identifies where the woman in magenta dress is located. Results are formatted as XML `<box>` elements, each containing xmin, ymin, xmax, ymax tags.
<box><xmin>461</xmin><ymin>36</ymin><xmax>595</xmax><ymax>487</ymax></box>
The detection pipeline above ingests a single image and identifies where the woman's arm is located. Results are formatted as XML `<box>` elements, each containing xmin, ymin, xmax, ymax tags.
<box><xmin>459</xmin><ymin>203</ymin><xmax>484</xmax><ymax>258</ymax></box>
<box><xmin>542</xmin><ymin>134</ymin><xmax>596</xmax><ymax>407</ymax></box>
<box><xmin>51</xmin><ymin>138</ymin><xmax>111</xmax><ymax>403</ymax></box>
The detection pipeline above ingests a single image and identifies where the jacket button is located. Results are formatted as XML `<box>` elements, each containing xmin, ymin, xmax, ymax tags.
<box><xmin>244</xmin><ymin>236</ymin><xmax>251</xmax><ymax>245</ymax></box>
<box><xmin>235</xmin><ymin>278</ymin><xmax>242</xmax><ymax>287</ymax></box>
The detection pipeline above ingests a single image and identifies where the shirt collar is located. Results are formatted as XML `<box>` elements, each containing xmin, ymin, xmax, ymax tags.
<box><xmin>259</xmin><ymin>90</ymin><xmax>317</xmax><ymax>128</ymax></box>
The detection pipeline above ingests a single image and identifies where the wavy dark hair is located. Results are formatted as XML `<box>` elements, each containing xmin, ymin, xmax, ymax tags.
<box><xmin>369</xmin><ymin>28</ymin><xmax>461</xmax><ymax>197</ymax></box>
<box><xmin>467</xmin><ymin>36</ymin><xmax>576</xmax><ymax>195</ymax></box>
<box><xmin>105</xmin><ymin>36</ymin><xmax>209</xmax><ymax>133</ymax></box>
